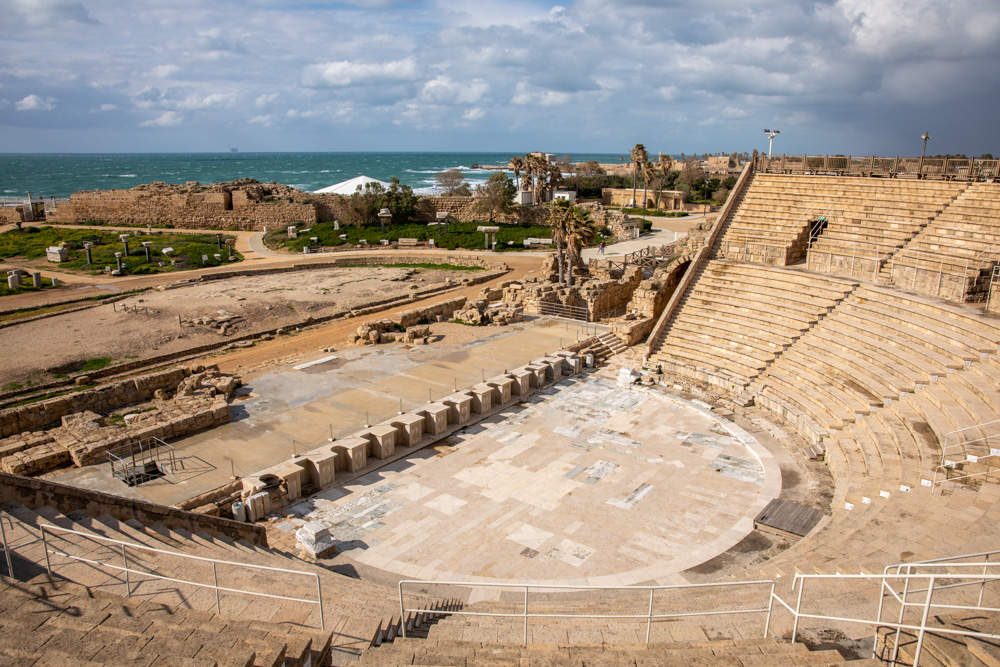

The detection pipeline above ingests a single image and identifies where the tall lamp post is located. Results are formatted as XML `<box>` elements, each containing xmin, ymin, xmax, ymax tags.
<box><xmin>919</xmin><ymin>132</ymin><xmax>931</xmax><ymax>179</ymax></box>
<box><xmin>764</xmin><ymin>129</ymin><xmax>780</xmax><ymax>158</ymax></box>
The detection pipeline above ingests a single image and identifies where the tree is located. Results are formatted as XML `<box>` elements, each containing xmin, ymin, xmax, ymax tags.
<box><xmin>435</xmin><ymin>169</ymin><xmax>470</xmax><ymax>196</ymax></box>
<box><xmin>641</xmin><ymin>161</ymin><xmax>657</xmax><ymax>213</ymax></box>
<box><xmin>345</xmin><ymin>181</ymin><xmax>385</xmax><ymax>227</ymax></box>
<box><xmin>680</xmin><ymin>160</ymin><xmax>707</xmax><ymax>198</ymax></box>
<box><xmin>383</xmin><ymin>177</ymin><xmax>418</xmax><ymax>219</ymax></box>
<box><xmin>563</xmin><ymin>204</ymin><xmax>598</xmax><ymax>286</ymax></box>
<box><xmin>630</xmin><ymin>143</ymin><xmax>648</xmax><ymax>208</ymax></box>
<box><xmin>473</xmin><ymin>172</ymin><xmax>517</xmax><ymax>223</ymax></box>
<box><xmin>509</xmin><ymin>156</ymin><xmax>525</xmax><ymax>191</ymax></box>
<box><xmin>548</xmin><ymin>199</ymin><xmax>571</xmax><ymax>284</ymax></box>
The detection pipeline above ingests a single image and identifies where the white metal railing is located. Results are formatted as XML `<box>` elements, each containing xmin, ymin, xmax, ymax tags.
<box><xmin>888</xmin><ymin>247</ymin><xmax>995</xmax><ymax>302</ymax></box>
<box><xmin>939</xmin><ymin>419</ymin><xmax>1000</xmax><ymax>467</ymax></box>
<box><xmin>529</xmin><ymin>300</ymin><xmax>590</xmax><ymax>321</ymax></box>
<box><xmin>806</xmin><ymin>237</ymin><xmax>890</xmax><ymax>282</ymax></box>
<box><xmin>38</xmin><ymin>523</ymin><xmax>326</xmax><ymax>629</ymax></box>
<box><xmin>781</xmin><ymin>569</ymin><xmax>1000</xmax><ymax>666</ymax></box>
<box><xmin>398</xmin><ymin>579</ymin><xmax>775</xmax><ymax>644</ymax></box>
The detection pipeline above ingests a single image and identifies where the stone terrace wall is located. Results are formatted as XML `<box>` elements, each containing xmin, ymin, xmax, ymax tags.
<box><xmin>0</xmin><ymin>471</ymin><xmax>266</xmax><ymax>545</ymax></box>
<box><xmin>55</xmin><ymin>189</ymin><xmax>317</xmax><ymax>231</ymax></box>
<box><xmin>0</xmin><ymin>367</ymin><xmax>194</xmax><ymax>438</ymax></box>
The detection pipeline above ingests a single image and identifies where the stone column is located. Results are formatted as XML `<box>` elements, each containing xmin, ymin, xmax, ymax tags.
<box><xmin>31</xmin><ymin>272</ymin><xmax>42</xmax><ymax>288</ymax></box>
<box><xmin>142</xmin><ymin>241</ymin><xmax>152</xmax><ymax>261</ymax></box>
<box><xmin>7</xmin><ymin>272</ymin><xmax>18</xmax><ymax>290</ymax></box>
<box><xmin>115</xmin><ymin>252</ymin><xmax>123</xmax><ymax>272</ymax></box>
<box><xmin>83</xmin><ymin>242</ymin><xmax>93</xmax><ymax>265</ymax></box>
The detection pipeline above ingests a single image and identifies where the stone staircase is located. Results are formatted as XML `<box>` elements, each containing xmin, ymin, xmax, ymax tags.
<box><xmin>359</xmin><ymin>635</ymin><xmax>881</xmax><ymax>666</ymax></box>
<box><xmin>595</xmin><ymin>332</ymin><xmax>627</xmax><ymax>356</ymax></box>
<box><xmin>878</xmin><ymin>610</ymin><xmax>1000</xmax><ymax>667</ymax></box>
<box><xmin>0</xmin><ymin>500</ymin><xmax>446</xmax><ymax>662</ymax></box>
<box><xmin>0</xmin><ymin>573</ymin><xmax>331</xmax><ymax>666</ymax></box>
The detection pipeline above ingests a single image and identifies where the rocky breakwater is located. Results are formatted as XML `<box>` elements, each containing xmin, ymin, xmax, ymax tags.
<box><xmin>0</xmin><ymin>366</ymin><xmax>239</xmax><ymax>476</ymax></box>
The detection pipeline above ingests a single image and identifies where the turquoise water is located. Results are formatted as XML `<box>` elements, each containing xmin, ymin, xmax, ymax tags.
<box><xmin>0</xmin><ymin>152</ymin><xmax>627</xmax><ymax>198</ymax></box>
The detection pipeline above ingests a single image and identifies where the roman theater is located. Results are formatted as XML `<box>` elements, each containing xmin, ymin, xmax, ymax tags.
<box><xmin>1</xmin><ymin>154</ymin><xmax>999</xmax><ymax>666</ymax></box>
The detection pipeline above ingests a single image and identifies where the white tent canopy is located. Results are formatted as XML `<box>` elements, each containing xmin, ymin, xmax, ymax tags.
<box><xmin>313</xmin><ymin>175</ymin><xmax>390</xmax><ymax>195</ymax></box>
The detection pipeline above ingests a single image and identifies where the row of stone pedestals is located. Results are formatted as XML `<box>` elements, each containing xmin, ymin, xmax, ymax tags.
<box><xmin>240</xmin><ymin>351</ymin><xmax>585</xmax><ymax>511</ymax></box>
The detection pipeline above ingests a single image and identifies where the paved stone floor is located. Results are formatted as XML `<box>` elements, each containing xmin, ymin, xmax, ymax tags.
<box><xmin>55</xmin><ymin>317</ymin><xmax>603</xmax><ymax>506</ymax></box>
<box><xmin>284</xmin><ymin>369</ymin><xmax>779</xmax><ymax>587</ymax></box>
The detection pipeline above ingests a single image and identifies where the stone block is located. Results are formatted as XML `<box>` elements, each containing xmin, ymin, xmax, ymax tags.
<box><xmin>302</xmin><ymin>450</ymin><xmax>337</xmax><ymax>489</ymax></box>
<box><xmin>525</xmin><ymin>364</ymin><xmax>548</xmax><ymax>387</ymax></box>
<box><xmin>443</xmin><ymin>393</ymin><xmax>473</xmax><ymax>424</ymax></box>
<box><xmin>486</xmin><ymin>377</ymin><xmax>514</xmax><ymax>406</ymax></box>
<box><xmin>295</xmin><ymin>521</ymin><xmax>337</xmax><ymax>558</ymax></box>
<box><xmin>468</xmin><ymin>384</ymin><xmax>493</xmax><ymax>414</ymax></box>
<box><xmin>418</xmin><ymin>404</ymin><xmax>450</xmax><ymax>434</ymax></box>
<box><xmin>553</xmin><ymin>351</ymin><xmax>582</xmax><ymax>374</ymax></box>
<box><xmin>272</xmin><ymin>462</ymin><xmax>306</xmax><ymax>502</ymax></box>
<box><xmin>506</xmin><ymin>370</ymin><xmax>533</xmax><ymax>396</ymax></box>
<box><xmin>332</xmin><ymin>437</ymin><xmax>368</xmax><ymax>473</ymax></box>
<box><xmin>358</xmin><ymin>424</ymin><xmax>396</xmax><ymax>459</ymax></box>
<box><xmin>246</xmin><ymin>491</ymin><xmax>271</xmax><ymax>521</ymax></box>
<box><xmin>390</xmin><ymin>413</ymin><xmax>424</xmax><ymax>448</ymax></box>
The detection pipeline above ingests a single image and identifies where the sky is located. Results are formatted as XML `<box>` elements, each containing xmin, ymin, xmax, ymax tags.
<box><xmin>1</xmin><ymin>0</ymin><xmax>998</xmax><ymax>156</ymax></box>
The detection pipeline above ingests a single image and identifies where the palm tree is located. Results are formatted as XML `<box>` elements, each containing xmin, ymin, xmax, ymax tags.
<box><xmin>548</xmin><ymin>199</ymin><xmax>572</xmax><ymax>284</ymax></box>
<box><xmin>510</xmin><ymin>156</ymin><xmax>525</xmax><ymax>192</ymax></box>
<box><xmin>630</xmin><ymin>143</ymin><xmax>648</xmax><ymax>209</ymax></box>
<box><xmin>641</xmin><ymin>161</ymin><xmax>659</xmax><ymax>214</ymax></box>
<box><xmin>563</xmin><ymin>204</ymin><xmax>598</xmax><ymax>286</ymax></box>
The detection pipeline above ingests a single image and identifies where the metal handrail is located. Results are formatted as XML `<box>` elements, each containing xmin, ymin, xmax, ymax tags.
<box><xmin>931</xmin><ymin>452</ymin><xmax>1000</xmax><ymax>492</ymax></box>
<box><xmin>0</xmin><ymin>512</ymin><xmax>43</xmax><ymax>578</ymax></box>
<box><xmin>39</xmin><ymin>523</ymin><xmax>325</xmax><ymax>629</ymax></box>
<box><xmin>398</xmin><ymin>579</ymin><xmax>775</xmax><ymax>645</ymax></box>
<box><xmin>939</xmin><ymin>418</ymin><xmax>1000</xmax><ymax>465</ymax></box>
<box><xmin>784</xmin><ymin>571</ymin><xmax>1000</xmax><ymax>666</ymax></box>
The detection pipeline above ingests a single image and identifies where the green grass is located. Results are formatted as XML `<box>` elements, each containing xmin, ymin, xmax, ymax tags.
<box><xmin>0</xmin><ymin>276</ymin><xmax>55</xmax><ymax>296</ymax></box>
<box><xmin>0</xmin><ymin>227</ymin><xmax>243</xmax><ymax>277</ymax></box>
<box><xmin>264</xmin><ymin>220</ymin><xmax>554</xmax><ymax>253</ymax></box>
<box><xmin>78</xmin><ymin>356</ymin><xmax>113</xmax><ymax>372</ymax></box>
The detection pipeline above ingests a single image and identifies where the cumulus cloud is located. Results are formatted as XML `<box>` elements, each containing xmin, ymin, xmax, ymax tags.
<box><xmin>140</xmin><ymin>111</ymin><xmax>183</xmax><ymax>127</ymax></box>
<box><xmin>15</xmin><ymin>94</ymin><xmax>56</xmax><ymax>111</ymax></box>
<box><xmin>1</xmin><ymin>0</ymin><xmax>999</xmax><ymax>152</ymax></box>
<box><xmin>302</xmin><ymin>59</ymin><xmax>419</xmax><ymax>88</ymax></box>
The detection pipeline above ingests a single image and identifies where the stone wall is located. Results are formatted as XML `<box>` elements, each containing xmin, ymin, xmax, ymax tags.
<box><xmin>611</xmin><ymin>257</ymin><xmax>692</xmax><ymax>345</ymax></box>
<box><xmin>0</xmin><ymin>367</ymin><xmax>237</xmax><ymax>476</ymax></box>
<box><xmin>0</xmin><ymin>367</ymin><xmax>196</xmax><ymax>439</ymax></box>
<box><xmin>0</xmin><ymin>207</ymin><xmax>24</xmax><ymax>223</ymax></box>
<box><xmin>55</xmin><ymin>188</ymin><xmax>317</xmax><ymax>231</ymax></box>
<box><xmin>0</xmin><ymin>471</ymin><xmax>266</xmax><ymax>545</ymax></box>
<box><xmin>601</xmin><ymin>188</ymin><xmax>684</xmax><ymax>211</ymax></box>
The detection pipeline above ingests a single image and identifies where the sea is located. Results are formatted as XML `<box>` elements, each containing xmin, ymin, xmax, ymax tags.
<box><xmin>0</xmin><ymin>152</ymin><xmax>628</xmax><ymax>199</ymax></box>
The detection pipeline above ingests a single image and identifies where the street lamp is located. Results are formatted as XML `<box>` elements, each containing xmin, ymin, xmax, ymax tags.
<box><xmin>764</xmin><ymin>129</ymin><xmax>780</xmax><ymax>158</ymax></box>
<box><xmin>919</xmin><ymin>132</ymin><xmax>931</xmax><ymax>179</ymax></box>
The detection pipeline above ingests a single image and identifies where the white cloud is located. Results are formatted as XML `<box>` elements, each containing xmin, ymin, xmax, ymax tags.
<box><xmin>511</xmin><ymin>83</ymin><xmax>570</xmax><ymax>107</ymax></box>
<box><xmin>302</xmin><ymin>58</ymin><xmax>419</xmax><ymax>88</ymax></box>
<box><xmin>247</xmin><ymin>114</ymin><xmax>273</xmax><ymax>125</ymax></box>
<box><xmin>100</xmin><ymin>103</ymin><xmax>118</xmax><ymax>111</ymax></box>
<box><xmin>174</xmin><ymin>92</ymin><xmax>235</xmax><ymax>110</ymax></box>
<box><xmin>419</xmin><ymin>76</ymin><xmax>488</xmax><ymax>105</ymax></box>
<box><xmin>462</xmin><ymin>107</ymin><xmax>484</xmax><ymax>121</ymax></box>
<box><xmin>255</xmin><ymin>93</ymin><xmax>278</xmax><ymax>107</ymax></box>
<box><xmin>139</xmin><ymin>111</ymin><xmax>183</xmax><ymax>127</ymax></box>
<box><xmin>15</xmin><ymin>94</ymin><xmax>56</xmax><ymax>111</ymax></box>
<box><xmin>147</xmin><ymin>64</ymin><xmax>180</xmax><ymax>79</ymax></box>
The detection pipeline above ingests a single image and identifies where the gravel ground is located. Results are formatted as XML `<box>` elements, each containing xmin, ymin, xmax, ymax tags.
<box><xmin>0</xmin><ymin>265</ymin><xmax>473</xmax><ymax>388</ymax></box>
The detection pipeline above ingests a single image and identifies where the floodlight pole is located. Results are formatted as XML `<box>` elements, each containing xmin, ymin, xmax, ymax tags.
<box><xmin>919</xmin><ymin>132</ymin><xmax>931</xmax><ymax>179</ymax></box>
<box><xmin>764</xmin><ymin>129</ymin><xmax>780</xmax><ymax>158</ymax></box>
